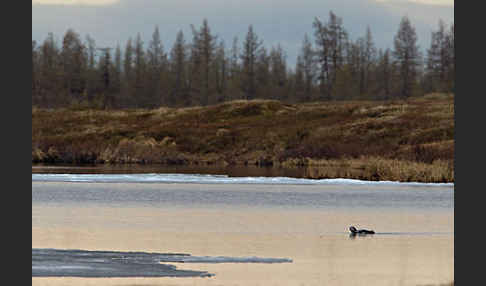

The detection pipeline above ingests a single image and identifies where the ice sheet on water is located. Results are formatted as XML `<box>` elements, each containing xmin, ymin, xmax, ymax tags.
<box><xmin>32</xmin><ymin>248</ymin><xmax>292</xmax><ymax>277</ymax></box>
<box><xmin>159</xmin><ymin>255</ymin><xmax>292</xmax><ymax>263</ymax></box>
<box><xmin>32</xmin><ymin>173</ymin><xmax>453</xmax><ymax>187</ymax></box>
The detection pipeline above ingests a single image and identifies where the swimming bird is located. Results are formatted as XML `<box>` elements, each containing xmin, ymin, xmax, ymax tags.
<box><xmin>349</xmin><ymin>226</ymin><xmax>375</xmax><ymax>234</ymax></box>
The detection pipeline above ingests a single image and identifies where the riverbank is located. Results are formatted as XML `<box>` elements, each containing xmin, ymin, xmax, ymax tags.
<box><xmin>32</xmin><ymin>93</ymin><xmax>454</xmax><ymax>183</ymax></box>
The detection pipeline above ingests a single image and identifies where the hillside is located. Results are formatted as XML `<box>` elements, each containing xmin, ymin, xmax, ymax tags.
<box><xmin>32</xmin><ymin>93</ymin><xmax>454</xmax><ymax>182</ymax></box>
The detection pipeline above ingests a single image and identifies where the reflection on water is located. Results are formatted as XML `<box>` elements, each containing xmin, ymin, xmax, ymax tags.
<box><xmin>349</xmin><ymin>232</ymin><xmax>374</xmax><ymax>239</ymax></box>
<box><xmin>32</xmin><ymin>163</ymin><xmax>305</xmax><ymax>178</ymax></box>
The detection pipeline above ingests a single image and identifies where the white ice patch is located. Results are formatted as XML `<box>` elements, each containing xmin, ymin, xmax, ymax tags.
<box><xmin>32</xmin><ymin>265</ymin><xmax>93</xmax><ymax>270</ymax></box>
<box><xmin>32</xmin><ymin>248</ymin><xmax>291</xmax><ymax>277</ymax></box>
<box><xmin>32</xmin><ymin>173</ymin><xmax>453</xmax><ymax>187</ymax></box>
<box><xmin>162</xmin><ymin>255</ymin><xmax>292</xmax><ymax>263</ymax></box>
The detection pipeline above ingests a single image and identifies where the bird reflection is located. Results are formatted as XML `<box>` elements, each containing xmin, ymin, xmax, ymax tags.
<box><xmin>349</xmin><ymin>232</ymin><xmax>374</xmax><ymax>239</ymax></box>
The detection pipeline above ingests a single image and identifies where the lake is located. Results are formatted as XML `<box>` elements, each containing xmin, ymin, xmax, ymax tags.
<box><xmin>32</xmin><ymin>166</ymin><xmax>454</xmax><ymax>286</ymax></box>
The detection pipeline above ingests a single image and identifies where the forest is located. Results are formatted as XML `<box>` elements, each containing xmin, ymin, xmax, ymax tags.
<box><xmin>31</xmin><ymin>12</ymin><xmax>454</xmax><ymax>109</ymax></box>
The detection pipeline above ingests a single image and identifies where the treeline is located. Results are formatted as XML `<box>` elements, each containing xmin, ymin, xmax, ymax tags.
<box><xmin>31</xmin><ymin>12</ymin><xmax>454</xmax><ymax>109</ymax></box>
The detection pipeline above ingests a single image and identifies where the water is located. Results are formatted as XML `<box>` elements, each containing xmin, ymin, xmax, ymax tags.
<box><xmin>32</xmin><ymin>176</ymin><xmax>453</xmax><ymax>210</ymax></box>
<box><xmin>32</xmin><ymin>168</ymin><xmax>454</xmax><ymax>286</ymax></box>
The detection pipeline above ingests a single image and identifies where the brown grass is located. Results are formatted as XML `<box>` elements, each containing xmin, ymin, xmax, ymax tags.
<box><xmin>32</xmin><ymin>93</ymin><xmax>454</xmax><ymax>182</ymax></box>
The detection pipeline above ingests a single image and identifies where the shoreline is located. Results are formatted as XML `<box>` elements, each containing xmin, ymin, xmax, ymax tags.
<box><xmin>31</xmin><ymin>171</ymin><xmax>454</xmax><ymax>186</ymax></box>
<box><xmin>32</xmin><ymin>159</ymin><xmax>454</xmax><ymax>183</ymax></box>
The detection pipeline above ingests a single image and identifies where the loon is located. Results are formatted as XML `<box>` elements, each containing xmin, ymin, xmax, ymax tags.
<box><xmin>349</xmin><ymin>226</ymin><xmax>375</xmax><ymax>234</ymax></box>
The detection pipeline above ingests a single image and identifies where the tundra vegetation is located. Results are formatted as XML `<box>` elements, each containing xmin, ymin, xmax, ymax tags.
<box><xmin>32</xmin><ymin>93</ymin><xmax>454</xmax><ymax>183</ymax></box>
<box><xmin>32</xmin><ymin>13</ymin><xmax>454</xmax><ymax>183</ymax></box>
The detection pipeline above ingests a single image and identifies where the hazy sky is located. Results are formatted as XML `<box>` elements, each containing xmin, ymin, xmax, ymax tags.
<box><xmin>32</xmin><ymin>0</ymin><xmax>453</xmax><ymax>65</ymax></box>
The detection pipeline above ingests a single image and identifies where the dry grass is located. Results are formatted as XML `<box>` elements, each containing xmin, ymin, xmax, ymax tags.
<box><xmin>280</xmin><ymin>156</ymin><xmax>453</xmax><ymax>182</ymax></box>
<box><xmin>32</xmin><ymin>94</ymin><xmax>454</xmax><ymax>182</ymax></box>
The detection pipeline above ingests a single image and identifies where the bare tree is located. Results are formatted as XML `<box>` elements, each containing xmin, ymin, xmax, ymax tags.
<box><xmin>313</xmin><ymin>11</ymin><xmax>348</xmax><ymax>100</ymax></box>
<box><xmin>133</xmin><ymin>33</ymin><xmax>146</xmax><ymax>107</ymax></box>
<box><xmin>113</xmin><ymin>44</ymin><xmax>122</xmax><ymax>101</ymax></box>
<box><xmin>241</xmin><ymin>25</ymin><xmax>262</xmax><ymax>100</ymax></box>
<box><xmin>376</xmin><ymin>48</ymin><xmax>393</xmax><ymax>99</ymax></box>
<box><xmin>255</xmin><ymin>45</ymin><xmax>270</xmax><ymax>99</ymax></box>
<box><xmin>169</xmin><ymin>30</ymin><xmax>188</xmax><ymax>106</ymax></box>
<box><xmin>213</xmin><ymin>40</ymin><xmax>227</xmax><ymax>101</ymax></box>
<box><xmin>190</xmin><ymin>19</ymin><xmax>217</xmax><ymax>105</ymax></box>
<box><xmin>146</xmin><ymin>25</ymin><xmax>167</xmax><ymax>107</ymax></box>
<box><xmin>362</xmin><ymin>26</ymin><xmax>377</xmax><ymax>96</ymax></box>
<box><xmin>393</xmin><ymin>16</ymin><xmax>422</xmax><ymax>98</ymax></box>
<box><xmin>33</xmin><ymin>15</ymin><xmax>452</xmax><ymax>109</ymax></box>
<box><xmin>39</xmin><ymin>33</ymin><xmax>62</xmax><ymax>107</ymax></box>
<box><xmin>300</xmin><ymin>34</ymin><xmax>316</xmax><ymax>101</ymax></box>
<box><xmin>61</xmin><ymin>29</ymin><xmax>87</xmax><ymax>102</ymax></box>
<box><xmin>269</xmin><ymin>44</ymin><xmax>287</xmax><ymax>99</ymax></box>
<box><xmin>97</xmin><ymin>47</ymin><xmax>114</xmax><ymax>108</ymax></box>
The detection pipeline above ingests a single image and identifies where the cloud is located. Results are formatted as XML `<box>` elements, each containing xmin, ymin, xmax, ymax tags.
<box><xmin>32</xmin><ymin>0</ymin><xmax>119</xmax><ymax>5</ymax></box>
<box><xmin>373</xmin><ymin>0</ymin><xmax>454</xmax><ymax>28</ymax></box>
<box><xmin>32</xmin><ymin>0</ymin><xmax>453</xmax><ymax>65</ymax></box>
<box><xmin>374</xmin><ymin>0</ymin><xmax>454</xmax><ymax>7</ymax></box>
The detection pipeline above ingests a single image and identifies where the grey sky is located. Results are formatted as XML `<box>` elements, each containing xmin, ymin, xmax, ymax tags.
<box><xmin>32</xmin><ymin>0</ymin><xmax>454</xmax><ymax>66</ymax></box>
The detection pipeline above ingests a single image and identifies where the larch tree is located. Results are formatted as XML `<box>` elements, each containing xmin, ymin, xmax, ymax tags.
<box><xmin>84</xmin><ymin>34</ymin><xmax>97</xmax><ymax>102</ymax></box>
<box><xmin>188</xmin><ymin>24</ymin><xmax>202</xmax><ymax>104</ymax></box>
<box><xmin>32</xmin><ymin>40</ymin><xmax>39</xmax><ymax>104</ymax></box>
<box><xmin>356</xmin><ymin>37</ymin><xmax>367</xmax><ymax>98</ymax></box>
<box><xmin>313</xmin><ymin>11</ymin><xmax>348</xmax><ymax>100</ymax></box>
<box><xmin>300</xmin><ymin>33</ymin><xmax>316</xmax><ymax>102</ymax></box>
<box><xmin>61</xmin><ymin>29</ymin><xmax>87</xmax><ymax>103</ymax></box>
<box><xmin>446</xmin><ymin>23</ymin><xmax>456</xmax><ymax>92</ymax></box>
<box><xmin>393</xmin><ymin>16</ymin><xmax>422</xmax><ymax>98</ymax></box>
<box><xmin>113</xmin><ymin>44</ymin><xmax>122</xmax><ymax>102</ymax></box>
<box><xmin>313</xmin><ymin>16</ymin><xmax>330</xmax><ymax>100</ymax></box>
<box><xmin>213</xmin><ymin>40</ymin><xmax>228</xmax><ymax>101</ymax></box>
<box><xmin>427</xmin><ymin>20</ymin><xmax>454</xmax><ymax>93</ymax></box>
<box><xmin>269</xmin><ymin>44</ymin><xmax>287</xmax><ymax>100</ymax></box>
<box><xmin>198</xmin><ymin>19</ymin><xmax>217</xmax><ymax>105</ymax></box>
<box><xmin>362</xmin><ymin>26</ymin><xmax>377</xmax><ymax>96</ymax></box>
<box><xmin>327</xmin><ymin>11</ymin><xmax>348</xmax><ymax>88</ymax></box>
<box><xmin>133</xmin><ymin>33</ymin><xmax>146</xmax><ymax>107</ymax></box>
<box><xmin>294</xmin><ymin>55</ymin><xmax>305</xmax><ymax>101</ymax></box>
<box><xmin>255</xmin><ymin>45</ymin><xmax>270</xmax><ymax>99</ymax></box>
<box><xmin>332</xmin><ymin>64</ymin><xmax>354</xmax><ymax>100</ymax></box>
<box><xmin>169</xmin><ymin>30</ymin><xmax>188</xmax><ymax>106</ymax></box>
<box><xmin>240</xmin><ymin>25</ymin><xmax>262</xmax><ymax>100</ymax></box>
<box><xmin>123</xmin><ymin>37</ymin><xmax>134</xmax><ymax>107</ymax></box>
<box><xmin>39</xmin><ymin>32</ymin><xmax>62</xmax><ymax>107</ymax></box>
<box><xmin>227</xmin><ymin>36</ymin><xmax>241</xmax><ymax>100</ymax></box>
<box><xmin>426</xmin><ymin>20</ymin><xmax>447</xmax><ymax>92</ymax></box>
<box><xmin>146</xmin><ymin>25</ymin><xmax>167</xmax><ymax>107</ymax></box>
<box><xmin>97</xmin><ymin>48</ymin><xmax>114</xmax><ymax>108</ymax></box>
<box><xmin>446</xmin><ymin>22</ymin><xmax>454</xmax><ymax>92</ymax></box>
<box><xmin>345</xmin><ymin>39</ymin><xmax>362</xmax><ymax>99</ymax></box>
<box><xmin>376</xmin><ymin>48</ymin><xmax>393</xmax><ymax>100</ymax></box>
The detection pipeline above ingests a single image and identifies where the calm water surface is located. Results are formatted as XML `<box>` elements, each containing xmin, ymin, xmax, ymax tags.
<box><xmin>32</xmin><ymin>165</ymin><xmax>454</xmax><ymax>286</ymax></box>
